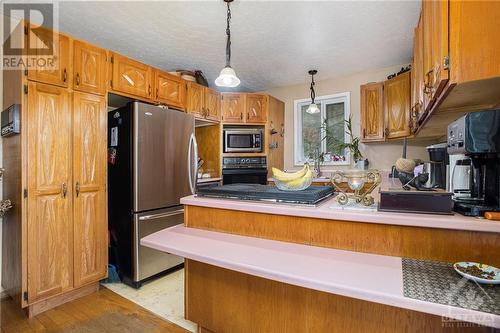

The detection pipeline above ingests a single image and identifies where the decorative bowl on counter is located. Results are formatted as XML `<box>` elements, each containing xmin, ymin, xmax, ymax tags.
<box><xmin>273</xmin><ymin>175</ymin><xmax>313</xmax><ymax>191</ymax></box>
<box><xmin>331</xmin><ymin>169</ymin><xmax>381</xmax><ymax>206</ymax></box>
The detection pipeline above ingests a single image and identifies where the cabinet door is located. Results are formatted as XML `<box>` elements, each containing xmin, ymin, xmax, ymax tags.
<box><xmin>360</xmin><ymin>82</ymin><xmax>384</xmax><ymax>142</ymax></box>
<box><xmin>73</xmin><ymin>40</ymin><xmax>107</xmax><ymax>95</ymax></box>
<box><xmin>422</xmin><ymin>0</ymin><xmax>434</xmax><ymax>112</ymax></box>
<box><xmin>221</xmin><ymin>93</ymin><xmax>245</xmax><ymax>123</ymax></box>
<box><xmin>411</xmin><ymin>15</ymin><xmax>425</xmax><ymax>128</ymax></box>
<box><xmin>246</xmin><ymin>94</ymin><xmax>268</xmax><ymax>123</ymax></box>
<box><xmin>27</xmin><ymin>25</ymin><xmax>70</xmax><ymax>88</ymax></box>
<box><xmin>155</xmin><ymin>70</ymin><xmax>186</xmax><ymax>110</ymax></box>
<box><xmin>430</xmin><ymin>0</ymin><xmax>449</xmax><ymax>98</ymax></box>
<box><xmin>73</xmin><ymin>92</ymin><xmax>108</xmax><ymax>288</ymax></box>
<box><xmin>384</xmin><ymin>72</ymin><xmax>411</xmax><ymax>139</ymax></box>
<box><xmin>27</xmin><ymin>82</ymin><xmax>73</xmax><ymax>303</ymax></box>
<box><xmin>110</xmin><ymin>53</ymin><xmax>153</xmax><ymax>99</ymax></box>
<box><xmin>204</xmin><ymin>88</ymin><xmax>221</xmax><ymax>121</ymax></box>
<box><xmin>186</xmin><ymin>82</ymin><xmax>205</xmax><ymax>117</ymax></box>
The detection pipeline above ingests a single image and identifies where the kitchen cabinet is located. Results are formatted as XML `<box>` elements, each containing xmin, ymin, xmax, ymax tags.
<box><xmin>72</xmin><ymin>92</ymin><xmax>108</xmax><ymax>288</ymax></box>
<box><xmin>421</xmin><ymin>0</ymin><xmax>449</xmax><ymax>113</ymax></box>
<box><xmin>267</xmin><ymin>96</ymin><xmax>285</xmax><ymax>177</ymax></box>
<box><xmin>27</xmin><ymin>25</ymin><xmax>71</xmax><ymax>88</ymax></box>
<box><xmin>413</xmin><ymin>1</ymin><xmax>500</xmax><ymax>139</ymax></box>
<box><xmin>154</xmin><ymin>70</ymin><xmax>186</xmax><ymax>110</ymax></box>
<box><xmin>384</xmin><ymin>71</ymin><xmax>411</xmax><ymax>139</ymax></box>
<box><xmin>186</xmin><ymin>82</ymin><xmax>205</xmax><ymax>117</ymax></box>
<box><xmin>110</xmin><ymin>52</ymin><xmax>153</xmax><ymax>100</ymax></box>
<box><xmin>204</xmin><ymin>88</ymin><xmax>221</xmax><ymax>121</ymax></box>
<box><xmin>245</xmin><ymin>94</ymin><xmax>268</xmax><ymax>123</ymax></box>
<box><xmin>221</xmin><ymin>93</ymin><xmax>245</xmax><ymax>123</ymax></box>
<box><xmin>73</xmin><ymin>40</ymin><xmax>108</xmax><ymax>95</ymax></box>
<box><xmin>186</xmin><ymin>83</ymin><xmax>222</xmax><ymax>122</ymax></box>
<box><xmin>411</xmin><ymin>15</ymin><xmax>424</xmax><ymax>129</ymax></box>
<box><xmin>24</xmin><ymin>83</ymin><xmax>108</xmax><ymax>308</ymax></box>
<box><xmin>360</xmin><ymin>82</ymin><xmax>384</xmax><ymax>142</ymax></box>
<box><xmin>26</xmin><ymin>82</ymin><xmax>73</xmax><ymax>303</ymax></box>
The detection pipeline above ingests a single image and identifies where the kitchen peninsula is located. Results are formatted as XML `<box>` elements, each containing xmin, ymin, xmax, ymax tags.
<box><xmin>142</xmin><ymin>193</ymin><xmax>500</xmax><ymax>332</ymax></box>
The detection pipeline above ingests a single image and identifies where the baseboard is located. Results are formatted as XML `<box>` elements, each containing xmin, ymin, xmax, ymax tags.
<box><xmin>26</xmin><ymin>282</ymin><xmax>99</xmax><ymax>318</ymax></box>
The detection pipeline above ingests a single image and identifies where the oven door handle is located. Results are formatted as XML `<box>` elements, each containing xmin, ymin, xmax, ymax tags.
<box><xmin>222</xmin><ymin>168</ymin><xmax>268</xmax><ymax>175</ymax></box>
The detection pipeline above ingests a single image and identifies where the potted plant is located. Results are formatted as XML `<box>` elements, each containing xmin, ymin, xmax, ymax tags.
<box><xmin>321</xmin><ymin>116</ymin><xmax>368</xmax><ymax>170</ymax></box>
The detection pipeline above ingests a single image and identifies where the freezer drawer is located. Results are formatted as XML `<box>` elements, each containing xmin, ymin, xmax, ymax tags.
<box><xmin>133</xmin><ymin>206</ymin><xmax>184</xmax><ymax>282</ymax></box>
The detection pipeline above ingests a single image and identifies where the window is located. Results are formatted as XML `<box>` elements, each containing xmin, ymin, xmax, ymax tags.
<box><xmin>294</xmin><ymin>92</ymin><xmax>350</xmax><ymax>166</ymax></box>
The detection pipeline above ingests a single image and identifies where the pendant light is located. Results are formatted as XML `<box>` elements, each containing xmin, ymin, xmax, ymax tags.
<box><xmin>306</xmin><ymin>70</ymin><xmax>320</xmax><ymax>114</ymax></box>
<box><xmin>215</xmin><ymin>0</ymin><xmax>240</xmax><ymax>88</ymax></box>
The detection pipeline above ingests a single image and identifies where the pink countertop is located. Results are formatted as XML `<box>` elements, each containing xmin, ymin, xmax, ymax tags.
<box><xmin>180</xmin><ymin>195</ymin><xmax>500</xmax><ymax>233</ymax></box>
<box><xmin>141</xmin><ymin>225</ymin><xmax>499</xmax><ymax>328</ymax></box>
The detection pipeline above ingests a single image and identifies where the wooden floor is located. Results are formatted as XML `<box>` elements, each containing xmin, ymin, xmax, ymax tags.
<box><xmin>0</xmin><ymin>287</ymin><xmax>190</xmax><ymax>333</ymax></box>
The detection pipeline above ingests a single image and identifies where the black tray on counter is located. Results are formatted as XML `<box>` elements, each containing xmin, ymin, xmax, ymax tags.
<box><xmin>196</xmin><ymin>184</ymin><xmax>334</xmax><ymax>206</ymax></box>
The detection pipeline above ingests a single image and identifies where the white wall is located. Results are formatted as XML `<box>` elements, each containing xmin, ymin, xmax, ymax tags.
<box><xmin>266</xmin><ymin>65</ymin><xmax>433</xmax><ymax>171</ymax></box>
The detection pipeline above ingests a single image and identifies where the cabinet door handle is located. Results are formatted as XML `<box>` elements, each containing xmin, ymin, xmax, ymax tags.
<box><xmin>384</xmin><ymin>128</ymin><xmax>389</xmax><ymax>137</ymax></box>
<box><xmin>240</xmin><ymin>113</ymin><xmax>243</xmax><ymax>120</ymax></box>
<box><xmin>63</xmin><ymin>68</ymin><xmax>67</xmax><ymax>82</ymax></box>
<box><xmin>148</xmin><ymin>85</ymin><xmax>152</xmax><ymax>96</ymax></box>
<box><xmin>61</xmin><ymin>183</ymin><xmax>67</xmax><ymax>198</ymax></box>
<box><xmin>156</xmin><ymin>88</ymin><xmax>159</xmax><ymax>99</ymax></box>
<box><xmin>75</xmin><ymin>181</ymin><xmax>80</xmax><ymax>197</ymax></box>
<box><xmin>75</xmin><ymin>73</ymin><xmax>80</xmax><ymax>86</ymax></box>
<box><xmin>363</xmin><ymin>128</ymin><xmax>366</xmax><ymax>138</ymax></box>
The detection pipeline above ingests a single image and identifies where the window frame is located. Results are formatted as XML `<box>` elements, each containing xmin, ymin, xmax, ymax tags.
<box><xmin>293</xmin><ymin>92</ymin><xmax>351</xmax><ymax>166</ymax></box>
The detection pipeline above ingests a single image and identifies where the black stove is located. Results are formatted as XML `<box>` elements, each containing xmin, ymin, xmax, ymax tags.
<box><xmin>197</xmin><ymin>184</ymin><xmax>334</xmax><ymax>206</ymax></box>
<box><xmin>222</xmin><ymin>156</ymin><xmax>268</xmax><ymax>185</ymax></box>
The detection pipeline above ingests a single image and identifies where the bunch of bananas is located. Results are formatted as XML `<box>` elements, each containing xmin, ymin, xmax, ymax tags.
<box><xmin>272</xmin><ymin>164</ymin><xmax>313</xmax><ymax>190</ymax></box>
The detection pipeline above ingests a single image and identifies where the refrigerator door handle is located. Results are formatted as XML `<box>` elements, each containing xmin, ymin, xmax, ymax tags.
<box><xmin>188</xmin><ymin>133</ymin><xmax>195</xmax><ymax>195</ymax></box>
<box><xmin>192</xmin><ymin>134</ymin><xmax>198</xmax><ymax>194</ymax></box>
<box><xmin>138</xmin><ymin>209</ymin><xmax>185</xmax><ymax>221</ymax></box>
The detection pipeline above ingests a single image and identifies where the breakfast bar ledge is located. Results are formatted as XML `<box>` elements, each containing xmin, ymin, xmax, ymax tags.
<box><xmin>141</xmin><ymin>225</ymin><xmax>499</xmax><ymax>330</ymax></box>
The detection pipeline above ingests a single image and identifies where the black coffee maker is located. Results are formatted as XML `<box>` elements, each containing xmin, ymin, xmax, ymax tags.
<box><xmin>447</xmin><ymin>110</ymin><xmax>500</xmax><ymax>216</ymax></box>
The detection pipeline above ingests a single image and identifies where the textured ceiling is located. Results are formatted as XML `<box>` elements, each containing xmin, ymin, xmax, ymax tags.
<box><xmin>19</xmin><ymin>1</ymin><xmax>421</xmax><ymax>91</ymax></box>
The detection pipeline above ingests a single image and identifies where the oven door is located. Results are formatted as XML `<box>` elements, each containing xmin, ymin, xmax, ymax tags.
<box><xmin>222</xmin><ymin>168</ymin><xmax>268</xmax><ymax>185</ymax></box>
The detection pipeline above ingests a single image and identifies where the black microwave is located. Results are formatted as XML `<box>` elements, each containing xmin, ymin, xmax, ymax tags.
<box><xmin>223</xmin><ymin>128</ymin><xmax>263</xmax><ymax>153</ymax></box>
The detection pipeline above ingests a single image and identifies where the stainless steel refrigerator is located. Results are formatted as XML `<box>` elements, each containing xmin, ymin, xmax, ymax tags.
<box><xmin>108</xmin><ymin>101</ymin><xmax>197</xmax><ymax>288</ymax></box>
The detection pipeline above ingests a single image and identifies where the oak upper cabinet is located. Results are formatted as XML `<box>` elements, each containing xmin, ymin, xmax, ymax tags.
<box><xmin>110</xmin><ymin>52</ymin><xmax>153</xmax><ymax>100</ymax></box>
<box><xmin>411</xmin><ymin>15</ymin><xmax>425</xmax><ymax>127</ymax></box>
<box><xmin>72</xmin><ymin>92</ymin><xmax>108</xmax><ymax>288</ymax></box>
<box><xmin>360</xmin><ymin>82</ymin><xmax>384</xmax><ymax>142</ymax></box>
<box><xmin>384</xmin><ymin>71</ymin><xmax>411</xmax><ymax>139</ymax></box>
<box><xmin>73</xmin><ymin>41</ymin><xmax>108</xmax><ymax>95</ymax></box>
<box><xmin>186</xmin><ymin>82</ymin><xmax>205</xmax><ymax>117</ymax></box>
<box><xmin>221</xmin><ymin>93</ymin><xmax>245</xmax><ymax>123</ymax></box>
<box><xmin>27</xmin><ymin>25</ymin><xmax>71</xmax><ymax>88</ymax></box>
<box><xmin>26</xmin><ymin>82</ymin><xmax>73</xmax><ymax>303</ymax></box>
<box><xmin>246</xmin><ymin>94</ymin><xmax>268</xmax><ymax>123</ymax></box>
<box><xmin>154</xmin><ymin>70</ymin><xmax>186</xmax><ymax>110</ymax></box>
<box><xmin>421</xmin><ymin>0</ymin><xmax>448</xmax><ymax>112</ymax></box>
<box><xmin>204</xmin><ymin>88</ymin><xmax>221</xmax><ymax>121</ymax></box>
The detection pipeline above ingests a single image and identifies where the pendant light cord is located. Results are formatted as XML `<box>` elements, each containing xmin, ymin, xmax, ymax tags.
<box><xmin>225</xmin><ymin>1</ymin><xmax>232</xmax><ymax>67</ymax></box>
<box><xmin>310</xmin><ymin>74</ymin><xmax>316</xmax><ymax>103</ymax></box>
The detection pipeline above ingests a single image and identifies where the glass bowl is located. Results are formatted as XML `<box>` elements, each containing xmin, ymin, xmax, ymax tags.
<box><xmin>273</xmin><ymin>175</ymin><xmax>313</xmax><ymax>191</ymax></box>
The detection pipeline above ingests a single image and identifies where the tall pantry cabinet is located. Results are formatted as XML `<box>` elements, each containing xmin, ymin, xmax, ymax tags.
<box><xmin>2</xmin><ymin>24</ymin><xmax>107</xmax><ymax>316</ymax></box>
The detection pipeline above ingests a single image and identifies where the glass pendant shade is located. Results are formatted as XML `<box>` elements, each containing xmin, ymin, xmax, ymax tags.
<box><xmin>306</xmin><ymin>102</ymin><xmax>320</xmax><ymax>114</ymax></box>
<box><xmin>215</xmin><ymin>66</ymin><xmax>240</xmax><ymax>88</ymax></box>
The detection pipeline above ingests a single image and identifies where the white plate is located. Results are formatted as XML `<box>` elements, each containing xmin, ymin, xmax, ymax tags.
<box><xmin>453</xmin><ymin>262</ymin><xmax>500</xmax><ymax>284</ymax></box>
